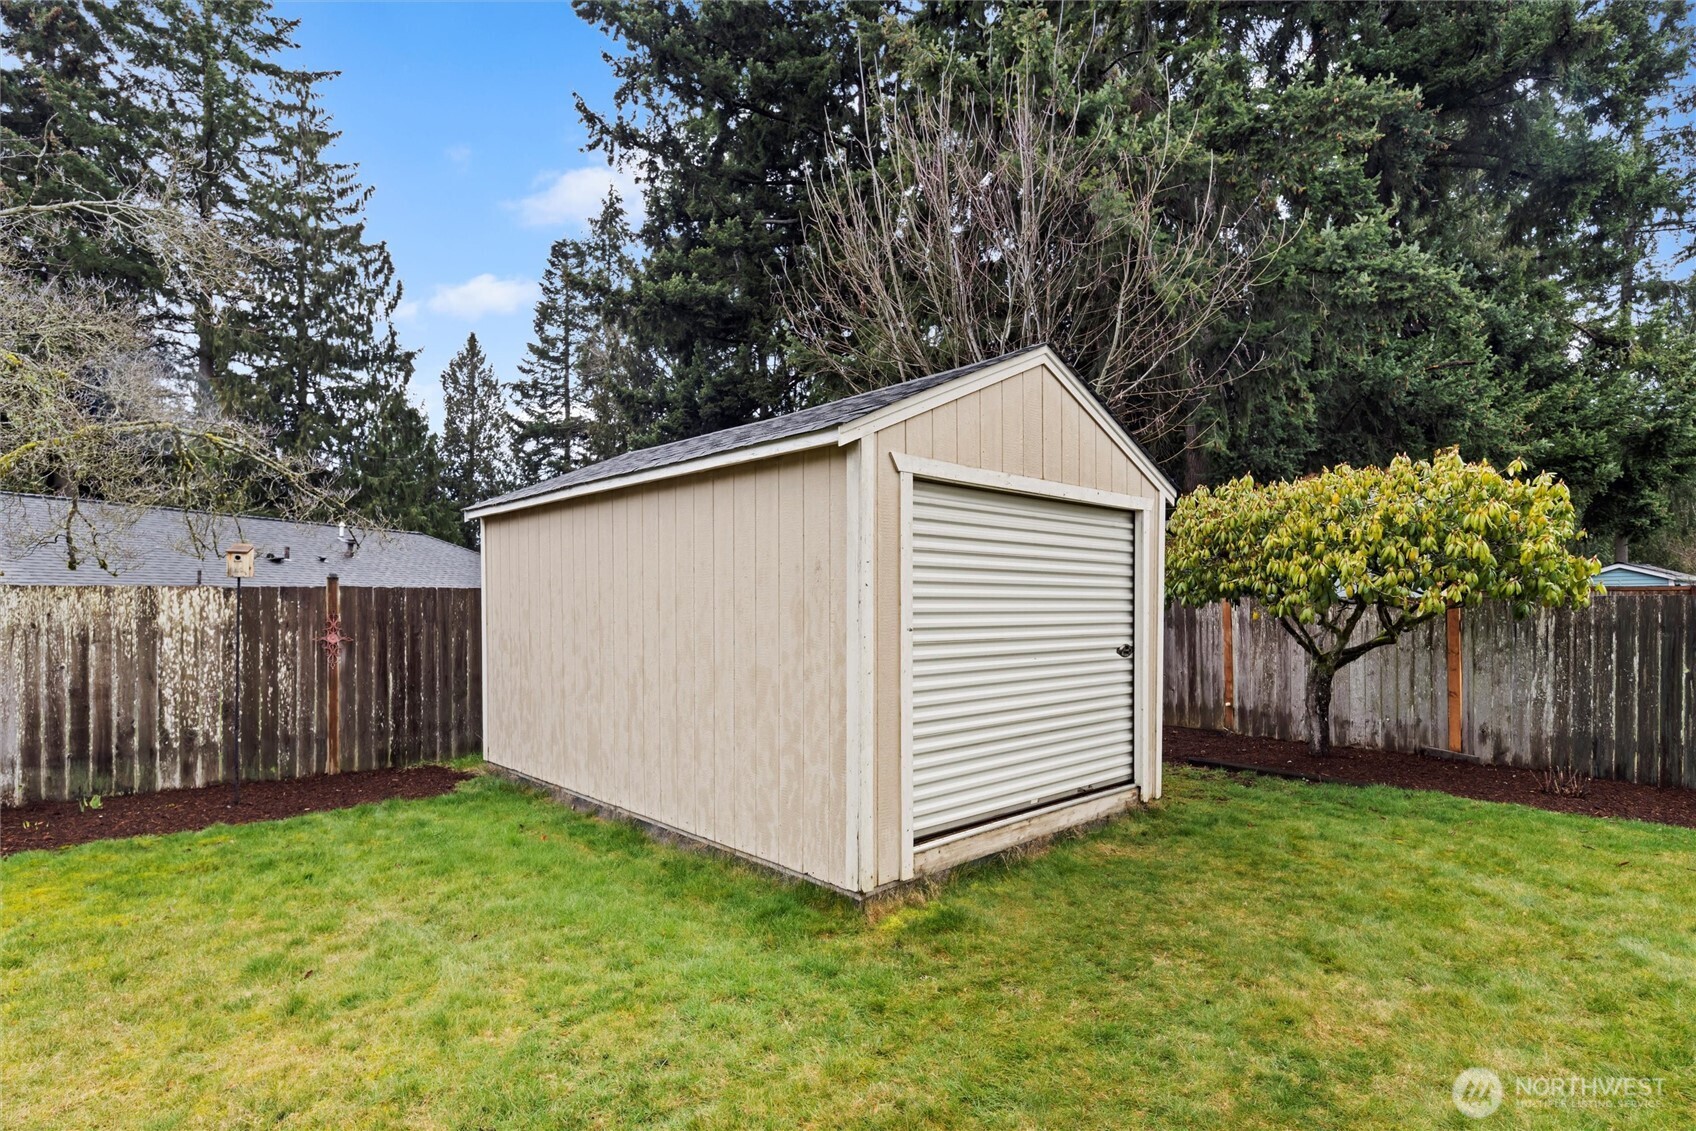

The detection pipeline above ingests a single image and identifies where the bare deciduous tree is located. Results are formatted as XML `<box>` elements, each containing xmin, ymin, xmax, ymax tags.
<box><xmin>1</xmin><ymin>191</ymin><xmax>345</xmax><ymax>572</ymax></box>
<box><xmin>785</xmin><ymin>72</ymin><xmax>1283</xmax><ymax>450</ymax></box>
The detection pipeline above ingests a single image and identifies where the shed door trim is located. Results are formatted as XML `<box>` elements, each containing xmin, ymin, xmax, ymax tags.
<box><xmin>897</xmin><ymin>454</ymin><xmax>1147</xmax><ymax>879</ymax></box>
<box><xmin>890</xmin><ymin>451</ymin><xmax>1157</xmax><ymax>514</ymax></box>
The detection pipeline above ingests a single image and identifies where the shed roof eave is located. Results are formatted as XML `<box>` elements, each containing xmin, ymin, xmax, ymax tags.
<box><xmin>466</xmin><ymin>347</ymin><xmax>1049</xmax><ymax>519</ymax></box>
<box><xmin>464</xmin><ymin>428</ymin><xmax>841</xmax><ymax>520</ymax></box>
<box><xmin>467</xmin><ymin>342</ymin><xmax>1180</xmax><ymax>519</ymax></box>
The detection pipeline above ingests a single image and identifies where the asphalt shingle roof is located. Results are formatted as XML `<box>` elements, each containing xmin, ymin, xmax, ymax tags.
<box><xmin>473</xmin><ymin>346</ymin><xmax>1050</xmax><ymax>513</ymax></box>
<box><xmin>1</xmin><ymin>493</ymin><xmax>481</xmax><ymax>588</ymax></box>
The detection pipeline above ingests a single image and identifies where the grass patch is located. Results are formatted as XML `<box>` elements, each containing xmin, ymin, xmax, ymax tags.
<box><xmin>4</xmin><ymin>768</ymin><xmax>1693</xmax><ymax>1128</ymax></box>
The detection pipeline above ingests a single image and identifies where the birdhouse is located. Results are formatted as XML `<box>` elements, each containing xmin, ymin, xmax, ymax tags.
<box><xmin>224</xmin><ymin>543</ymin><xmax>256</xmax><ymax>579</ymax></box>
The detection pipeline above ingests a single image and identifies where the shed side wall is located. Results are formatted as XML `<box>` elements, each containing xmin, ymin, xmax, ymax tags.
<box><xmin>482</xmin><ymin>446</ymin><xmax>850</xmax><ymax>889</ymax></box>
<box><xmin>869</xmin><ymin>362</ymin><xmax>1162</xmax><ymax>885</ymax></box>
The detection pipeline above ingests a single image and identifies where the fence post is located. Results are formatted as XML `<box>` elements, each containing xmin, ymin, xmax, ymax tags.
<box><xmin>1221</xmin><ymin>600</ymin><xmax>1236</xmax><ymax>731</ymax></box>
<box><xmin>326</xmin><ymin>574</ymin><xmax>341</xmax><ymax>775</ymax></box>
<box><xmin>1446</xmin><ymin>606</ymin><xmax>1464</xmax><ymax>753</ymax></box>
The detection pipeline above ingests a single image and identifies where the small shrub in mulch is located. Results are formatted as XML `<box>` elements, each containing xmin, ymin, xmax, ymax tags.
<box><xmin>1537</xmin><ymin>765</ymin><xmax>1590</xmax><ymax>798</ymax></box>
<box><xmin>1</xmin><ymin>765</ymin><xmax>473</xmax><ymax>855</ymax></box>
<box><xmin>1166</xmin><ymin>726</ymin><xmax>1696</xmax><ymax>830</ymax></box>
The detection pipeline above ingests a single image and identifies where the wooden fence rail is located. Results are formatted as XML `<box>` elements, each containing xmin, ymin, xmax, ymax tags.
<box><xmin>0</xmin><ymin>584</ymin><xmax>482</xmax><ymax>805</ymax></box>
<box><xmin>1165</xmin><ymin>595</ymin><xmax>1696</xmax><ymax>788</ymax></box>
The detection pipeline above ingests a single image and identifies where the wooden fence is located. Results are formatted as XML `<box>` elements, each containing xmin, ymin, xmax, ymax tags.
<box><xmin>1166</xmin><ymin>594</ymin><xmax>1696</xmax><ymax>788</ymax></box>
<box><xmin>0</xmin><ymin>584</ymin><xmax>482</xmax><ymax>805</ymax></box>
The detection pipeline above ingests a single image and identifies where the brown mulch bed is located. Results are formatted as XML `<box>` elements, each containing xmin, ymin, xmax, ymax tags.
<box><xmin>1</xmin><ymin>765</ymin><xmax>473</xmax><ymax>856</ymax></box>
<box><xmin>1167</xmin><ymin>726</ymin><xmax>1696</xmax><ymax>831</ymax></box>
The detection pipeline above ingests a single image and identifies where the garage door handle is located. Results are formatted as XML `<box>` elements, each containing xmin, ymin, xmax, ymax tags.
<box><xmin>1115</xmin><ymin>643</ymin><xmax>1133</xmax><ymax>658</ymax></box>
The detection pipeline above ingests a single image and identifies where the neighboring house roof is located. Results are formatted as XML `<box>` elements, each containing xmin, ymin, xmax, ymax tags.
<box><xmin>470</xmin><ymin>345</ymin><xmax>1176</xmax><ymax>519</ymax></box>
<box><xmin>1</xmin><ymin>493</ymin><xmax>480</xmax><ymax>588</ymax></box>
<box><xmin>1597</xmin><ymin>561</ymin><xmax>1696</xmax><ymax>588</ymax></box>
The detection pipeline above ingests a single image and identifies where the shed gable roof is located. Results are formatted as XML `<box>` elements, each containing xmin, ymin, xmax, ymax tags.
<box><xmin>474</xmin><ymin>347</ymin><xmax>1047</xmax><ymax>515</ymax></box>
<box><xmin>471</xmin><ymin>346</ymin><xmax>1174</xmax><ymax>519</ymax></box>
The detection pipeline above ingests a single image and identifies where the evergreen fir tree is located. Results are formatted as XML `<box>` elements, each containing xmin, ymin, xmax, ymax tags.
<box><xmin>341</xmin><ymin>383</ymin><xmax>459</xmax><ymax>543</ymax></box>
<box><xmin>6</xmin><ymin>1</ymin><xmax>451</xmax><ymax>536</ymax></box>
<box><xmin>510</xmin><ymin>236</ymin><xmax>588</xmax><ymax>484</ymax></box>
<box><xmin>572</xmin><ymin>0</ymin><xmax>873</xmax><ymax>446</ymax></box>
<box><xmin>439</xmin><ymin>333</ymin><xmax>515</xmax><ymax>546</ymax></box>
<box><xmin>524</xmin><ymin>190</ymin><xmax>654</xmax><ymax>466</ymax></box>
<box><xmin>0</xmin><ymin>0</ymin><xmax>156</xmax><ymax>293</ymax></box>
<box><xmin>227</xmin><ymin>70</ymin><xmax>420</xmax><ymax>506</ymax></box>
<box><xmin>575</xmin><ymin>1</ymin><xmax>1696</xmax><ymax>556</ymax></box>
<box><xmin>106</xmin><ymin>0</ymin><xmax>302</xmax><ymax>393</ymax></box>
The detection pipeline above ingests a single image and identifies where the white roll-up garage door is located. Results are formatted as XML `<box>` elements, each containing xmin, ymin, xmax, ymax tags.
<box><xmin>909</xmin><ymin>479</ymin><xmax>1136</xmax><ymax>840</ymax></box>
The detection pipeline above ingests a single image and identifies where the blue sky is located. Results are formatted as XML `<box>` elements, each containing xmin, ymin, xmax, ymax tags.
<box><xmin>277</xmin><ymin>2</ymin><xmax>629</xmax><ymax>426</ymax></box>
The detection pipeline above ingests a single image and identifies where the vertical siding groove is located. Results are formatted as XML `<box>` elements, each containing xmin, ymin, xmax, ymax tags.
<box><xmin>472</xmin><ymin>447</ymin><xmax>852</xmax><ymax>889</ymax></box>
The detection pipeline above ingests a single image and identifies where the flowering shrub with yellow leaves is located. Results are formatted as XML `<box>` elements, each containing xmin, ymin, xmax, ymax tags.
<box><xmin>1167</xmin><ymin>449</ymin><xmax>1601</xmax><ymax>754</ymax></box>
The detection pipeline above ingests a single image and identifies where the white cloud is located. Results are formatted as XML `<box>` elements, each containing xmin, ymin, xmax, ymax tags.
<box><xmin>426</xmin><ymin>274</ymin><xmax>538</xmax><ymax>320</ymax></box>
<box><xmin>393</xmin><ymin>300</ymin><xmax>420</xmax><ymax>324</ymax></box>
<box><xmin>445</xmin><ymin>144</ymin><xmax>471</xmax><ymax>168</ymax></box>
<box><xmin>512</xmin><ymin>165</ymin><xmax>641</xmax><ymax>228</ymax></box>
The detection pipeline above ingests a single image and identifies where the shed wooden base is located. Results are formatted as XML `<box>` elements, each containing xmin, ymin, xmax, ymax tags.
<box><xmin>485</xmin><ymin>762</ymin><xmax>1144</xmax><ymax>904</ymax></box>
<box><xmin>912</xmin><ymin>786</ymin><xmax>1144</xmax><ymax>876</ymax></box>
<box><xmin>484</xmin><ymin>762</ymin><xmax>877</xmax><ymax>901</ymax></box>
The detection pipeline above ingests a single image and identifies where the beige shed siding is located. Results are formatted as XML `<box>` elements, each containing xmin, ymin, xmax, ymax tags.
<box><xmin>482</xmin><ymin>446</ymin><xmax>850</xmax><ymax>889</ymax></box>
<box><xmin>869</xmin><ymin>362</ymin><xmax>1159</xmax><ymax>885</ymax></box>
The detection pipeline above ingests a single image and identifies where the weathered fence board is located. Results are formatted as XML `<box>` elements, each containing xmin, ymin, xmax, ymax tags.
<box><xmin>1166</xmin><ymin>595</ymin><xmax>1696</xmax><ymax>788</ymax></box>
<box><xmin>0</xmin><ymin>584</ymin><xmax>482</xmax><ymax>805</ymax></box>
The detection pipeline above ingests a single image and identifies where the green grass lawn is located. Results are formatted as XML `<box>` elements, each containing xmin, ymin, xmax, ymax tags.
<box><xmin>4</xmin><ymin>767</ymin><xmax>1693</xmax><ymax>1130</ymax></box>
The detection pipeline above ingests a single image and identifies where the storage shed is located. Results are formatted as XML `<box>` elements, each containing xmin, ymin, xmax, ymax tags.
<box><xmin>471</xmin><ymin>345</ymin><xmax>1174</xmax><ymax>897</ymax></box>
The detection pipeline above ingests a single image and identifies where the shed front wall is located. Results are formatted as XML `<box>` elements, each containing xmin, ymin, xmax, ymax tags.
<box><xmin>868</xmin><ymin>362</ymin><xmax>1164</xmax><ymax>887</ymax></box>
<box><xmin>482</xmin><ymin>446</ymin><xmax>851</xmax><ymax>890</ymax></box>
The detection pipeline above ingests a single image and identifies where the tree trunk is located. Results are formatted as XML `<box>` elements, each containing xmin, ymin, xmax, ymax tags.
<box><xmin>1183</xmin><ymin>409</ymin><xmax>1209</xmax><ymax>491</ymax></box>
<box><xmin>1305</xmin><ymin>660</ymin><xmax>1336</xmax><ymax>756</ymax></box>
<box><xmin>197</xmin><ymin>313</ymin><xmax>216</xmax><ymax>395</ymax></box>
